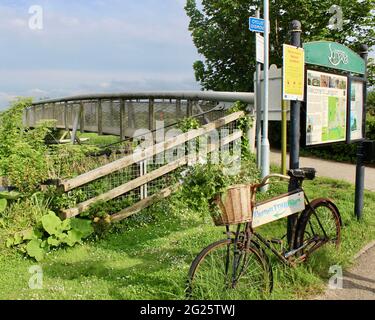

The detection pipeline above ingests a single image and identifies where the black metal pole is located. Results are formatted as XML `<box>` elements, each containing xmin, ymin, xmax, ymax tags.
<box><xmin>355</xmin><ymin>44</ymin><xmax>369</xmax><ymax>220</ymax></box>
<box><xmin>287</xmin><ymin>20</ymin><xmax>302</xmax><ymax>248</ymax></box>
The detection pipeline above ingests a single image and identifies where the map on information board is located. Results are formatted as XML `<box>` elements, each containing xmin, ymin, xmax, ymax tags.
<box><xmin>306</xmin><ymin>70</ymin><xmax>348</xmax><ymax>146</ymax></box>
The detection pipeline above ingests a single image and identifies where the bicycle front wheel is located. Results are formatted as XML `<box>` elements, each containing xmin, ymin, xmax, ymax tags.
<box><xmin>295</xmin><ymin>198</ymin><xmax>341</xmax><ymax>258</ymax></box>
<box><xmin>187</xmin><ymin>239</ymin><xmax>272</xmax><ymax>300</ymax></box>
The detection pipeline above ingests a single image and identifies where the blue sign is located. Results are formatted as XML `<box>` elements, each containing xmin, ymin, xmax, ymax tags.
<box><xmin>249</xmin><ymin>17</ymin><xmax>265</xmax><ymax>33</ymax></box>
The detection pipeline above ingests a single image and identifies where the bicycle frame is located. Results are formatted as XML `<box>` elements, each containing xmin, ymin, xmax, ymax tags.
<box><xmin>226</xmin><ymin>174</ymin><xmax>333</xmax><ymax>267</ymax></box>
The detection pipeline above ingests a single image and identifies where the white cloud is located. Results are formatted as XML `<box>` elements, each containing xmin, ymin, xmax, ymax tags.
<box><xmin>0</xmin><ymin>2</ymin><xmax>200</xmax><ymax>110</ymax></box>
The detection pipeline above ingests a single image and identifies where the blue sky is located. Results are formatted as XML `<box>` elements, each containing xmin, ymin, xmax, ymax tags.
<box><xmin>1</xmin><ymin>1</ymin><xmax>373</xmax><ymax>109</ymax></box>
<box><xmin>0</xmin><ymin>0</ymin><xmax>201</xmax><ymax>109</ymax></box>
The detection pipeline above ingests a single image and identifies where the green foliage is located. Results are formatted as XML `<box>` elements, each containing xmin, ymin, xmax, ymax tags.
<box><xmin>181</xmin><ymin>163</ymin><xmax>231</xmax><ymax>214</ymax></box>
<box><xmin>368</xmin><ymin>90</ymin><xmax>375</xmax><ymax>115</ymax></box>
<box><xmin>185</xmin><ymin>0</ymin><xmax>375</xmax><ymax>90</ymax></box>
<box><xmin>181</xmin><ymin>161</ymin><xmax>259</xmax><ymax>220</ymax></box>
<box><xmin>7</xmin><ymin>211</ymin><xmax>94</xmax><ymax>262</ymax></box>
<box><xmin>0</xmin><ymin>199</ymin><xmax>7</xmax><ymax>213</ymax></box>
<box><xmin>367</xmin><ymin>113</ymin><xmax>375</xmax><ymax>141</ymax></box>
<box><xmin>0</xmin><ymin>99</ymin><xmax>51</xmax><ymax>193</ymax></box>
<box><xmin>176</xmin><ymin>117</ymin><xmax>201</xmax><ymax>133</ymax></box>
<box><xmin>0</xmin><ymin>191</ymin><xmax>22</xmax><ymax>201</ymax></box>
<box><xmin>47</xmin><ymin>144</ymin><xmax>101</xmax><ymax>179</ymax></box>
<box><xmin>47</xmin><ymin>187</ymin><xmax>87</xmax><ymax>212</ymax></box>
<box><xmin>227</xmin><ymin>101</ymin><xmax>255</xmax><ymax>161</ymax></box>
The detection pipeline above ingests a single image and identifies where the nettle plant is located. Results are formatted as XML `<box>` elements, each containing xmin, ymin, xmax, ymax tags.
<box><xmin>7</xmin><ymin>212</ymin><xmax>94</xmax><ymax>262</ymax></box>
<box><xmin>181</xmin><ymin>163</ymin><xmax>233</xmax><ymax>220</ymax></box>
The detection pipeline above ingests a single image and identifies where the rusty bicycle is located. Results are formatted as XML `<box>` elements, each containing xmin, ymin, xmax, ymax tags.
<box><xmin>186</xmin><ymin>168</ymin><xmax>342</xmax><ymax>299</ymax></box>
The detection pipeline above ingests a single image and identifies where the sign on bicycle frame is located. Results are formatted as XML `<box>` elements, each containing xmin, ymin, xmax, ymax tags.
<box><xmin>252</xmin><ymin>191</ymin><xmax>305</xmax><ymax>229</ymax></box>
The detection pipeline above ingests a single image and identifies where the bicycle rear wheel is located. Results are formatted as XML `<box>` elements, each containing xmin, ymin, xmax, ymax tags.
<box><xmin>187</xmin><ymin>239</ymin><xmax>272</xmax><ymax>300</ymax></box>
<box><xmin>295</xmin><ymin>198</ymin><xmax>341</xmax><ymax>258</ymax></box>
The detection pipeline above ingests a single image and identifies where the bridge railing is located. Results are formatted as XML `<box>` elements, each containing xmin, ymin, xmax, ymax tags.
<box><xmin>25</xmin><ymin>91</ymin><xmax>255</xmax><ymax>222</ymax></box>
<box><xmin>24</xmin><ymin>91</ymin><xmax>255</xmax><ymax>139</ymax></box>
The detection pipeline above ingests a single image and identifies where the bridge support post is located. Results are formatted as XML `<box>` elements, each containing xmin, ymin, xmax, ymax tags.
<box><xmin>80</xmin><ymin>101</ymin><xmax>85</xmax><ymax>133</ymax></box>
<box><xmin>149</xmin><ymin>99</ymin><xmax>155</xmax><ymax>132</ymax></box>
<box><xmin>97</xmin><ymin>99</ymin><xmax>103</xmax><ymax>135</ymax></box>
<box><xmin>120</xmin><ymin>99</ymin><xmax>126</xmax><ymax>140</ymax></box>
<box><xmin>64</xmin><ymin>102</ymin><xmax>69</xmax><ymax>131</ymax></box>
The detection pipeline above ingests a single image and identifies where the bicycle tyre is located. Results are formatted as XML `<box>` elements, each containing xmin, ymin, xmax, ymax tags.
<box><xmin>295</xmin><ymin>198</ymin><xmax>341</xmax><ymax>258</ymax></box>
<box><xmin>186</xmin><ymin>239</ymin><xmax>273</xmax><ymax>300</ymax></box>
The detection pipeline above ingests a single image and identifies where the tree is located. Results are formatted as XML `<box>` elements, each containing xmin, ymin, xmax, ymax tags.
<box><xmin>185</xmin><ymin>0</ymin><xmax>375</xmax><ymax>91</ymax></box>
<box><xmin>368</xmin><ymin>89</ymin><xmax>375</xmax><ymax>114</ymax></box>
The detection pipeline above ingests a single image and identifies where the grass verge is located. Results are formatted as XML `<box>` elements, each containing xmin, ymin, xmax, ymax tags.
<box><xmin>0</xmin><ymin>173</ymin><xmax>374</xmax><ymax>300</ymax></box>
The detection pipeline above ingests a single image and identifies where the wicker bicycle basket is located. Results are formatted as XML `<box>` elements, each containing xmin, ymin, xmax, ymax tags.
<box><xmin>212</xmin><ymin>184</ymin><xmax>253</xmax><ymax>226</ymax></box>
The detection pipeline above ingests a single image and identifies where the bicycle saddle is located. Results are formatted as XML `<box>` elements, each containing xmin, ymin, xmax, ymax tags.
<box><xmin>288</xmin><ymin>168</ymin><xmax>316</xmax><ymax>180</ymax></box>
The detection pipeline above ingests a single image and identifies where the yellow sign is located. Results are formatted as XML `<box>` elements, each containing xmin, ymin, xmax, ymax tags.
<box><xmin>283</xmin><ymin>44</ymin><xmax>305</xmax><ymax>101</ymax></box>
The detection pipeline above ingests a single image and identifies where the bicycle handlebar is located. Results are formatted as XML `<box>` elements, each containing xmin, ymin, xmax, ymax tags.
<box><xmin>256</xmin><ymin>174</ymin><xmax>290</xmax><ymax>189</ymax></box>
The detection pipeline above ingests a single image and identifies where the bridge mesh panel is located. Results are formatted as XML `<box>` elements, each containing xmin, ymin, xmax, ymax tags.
<box><xmin>55</xmin><ymin>103</ymin><xmax>65</xmax><ymax>127</ymax></box>
<box><xmin>83</xmin><ymin>101</ymin><xmax>97</xmax><ymax>132</ymax></box>
<box><xmin>102</xmin><ymin>100</ymin><xmax>121</xmax><ymax>136</ymax></box>
<box><xmin>35</xmin><ymin>106</ymin><xmax>43</xmax><ymax>125</ymax></box>
<box><xmin>27</xmin><ymin>108</ymin><xmax>35</xmax><ymax>127</ymax></box>
<box><xmin>154</xmin><ymin>100</ymin><xmax>178</xmax><ymax>128</ymax></box>
<box><xmin>131</xmin><ymin>101</ymin><xmax>149</xmax><ymax>130</ymax></box>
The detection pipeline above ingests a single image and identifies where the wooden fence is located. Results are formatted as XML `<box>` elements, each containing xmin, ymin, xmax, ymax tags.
<box><xmin>53</xmin><ymin>111</ymin><xmax>245</xmax><ymax>221</ymax></box>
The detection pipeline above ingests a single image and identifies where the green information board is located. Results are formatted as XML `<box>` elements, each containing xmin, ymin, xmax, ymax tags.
<box><xmin>304</xmin><ymin>41</ymin><xmax>366</xmax><ymax>75</ymax></box>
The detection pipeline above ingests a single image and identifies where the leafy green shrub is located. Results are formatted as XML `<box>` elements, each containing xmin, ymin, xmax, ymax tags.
<box><xmin>367</xmin><ymin>114</ymin><xmax>375</xmax><ymax>141</ymax></box>
<box><xmin>176</xmin><ymin>117</ymin><xmax>201</xmax><ymax>133</ymax></box>
<box><xmin>0</xmin><ymin>192</ymin><xmax>49</xmax><ymax>236</ymax></box>
<box><xmin>47</xmin><ymin>144</ymin><xmax>101</xmax><ymax>179</ymax></box>
<box><xmin>7</xmin><ymin>211</ymin><xmax>94</xmax><ymax>261</ymax></box>
<box><xmin>181</xmin><ymin>163</ymin><xmax>231</xmax><ymax>216</ymax></box>
<box><xmin>181</xmin><ymin>160</ymin><xmax>259</xmax><ymax>220</ymax></box>
<box><xmin>0</xmin><ymin>199</ymin><xmax>6</xmax><ymax>213</ymax></box>
<box><xmin>0</xmin><ymin>99</ymin><xmax>51</xmax><ymax>193</ymax></box>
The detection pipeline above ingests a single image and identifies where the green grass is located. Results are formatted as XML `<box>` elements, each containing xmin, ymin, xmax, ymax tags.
<box><xmin>0</xmin><ymin>175</ymin><xmax>375</xmax><ymax>300</ymax></box>
<box><xmin>77</xmin><ymin>133</ymin><xmax>120</xmax><ymax>146</ymax></box>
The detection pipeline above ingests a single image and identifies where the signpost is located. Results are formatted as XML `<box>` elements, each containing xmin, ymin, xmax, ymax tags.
<box><xmin>253</xmin><ymin>9</ymin><xmax>263</xmax><ymax>169</ymax></box>
<box><xmin>250</xmin><ymin>10</ymin><xmax>267</xmax><ymax>172</ymax></box>
<box><xmin>249</xmin><ymin>17</ymin><xmax>265</xmax><ymax>33</ymax></box>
